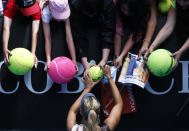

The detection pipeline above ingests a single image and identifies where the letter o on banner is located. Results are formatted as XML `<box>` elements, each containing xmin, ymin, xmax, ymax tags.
<box><xmin>0</xmin><ymin>61</ymin><xmax>19</xmax><ymax>94</ymax></box>
<box><xmin>24</xmin><ymin>61</ymin><xmax>53</xmax><ymax>94</ymax></box>
<box><xmin>145</xmin><ymin>79</ymin><xmax>174</xmax><ymax>95</ymax></box>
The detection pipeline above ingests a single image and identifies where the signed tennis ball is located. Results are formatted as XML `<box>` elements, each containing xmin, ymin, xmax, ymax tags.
<box><xmin>89</xmin><ymin>66</ymin><xmax>103</xmax><ymax>82</ymax></box>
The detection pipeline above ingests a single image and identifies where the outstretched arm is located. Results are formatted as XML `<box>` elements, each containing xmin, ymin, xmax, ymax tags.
<box><xmin>114</xmin><ymin>36</ymin><xmax>135</xmax><ymax>68</ymax></box>
<box><xmin>31</xmin><ymin>20</ymin><xmax>40</xmax><ymax>67</ymax></box>
<box><xmin>3</xmin><ymin>16</ymin><xmax>12</xmax><ymax>64</ymax></box>
<box><xmin>150</xmin><ymin>7</ymin><xmax>175</xmax><ymax>50</ymax></box>
<box><xmin>114</xmin><ymin>34</ymin><xmax>122</xmax><ymax>58</ymax></box>
<box><xmin>99</xmin><ymin>0</ymin><xmax>116</xmax><ymax>67</ymax></box>
<box><xmin>102</xmin><ymin>65</ymin><xmax>123</xmax><ymax>131</ymax></box>
<box><xmin>99</xmin><ymin>48</ymin><xmax>110</xmax><ymax>67</ymax></box>
<box><xmin>113</xmin><ymin>0</ymin><xmax>123</xmax><ymax>67</ymax></box>
<box><xmin>112</xmin><ymin>34</ymin><xmax>122</xmax><ymax>68</ymax></box>
<box><xmin>65</xmin><ymin>18</ymin><xmax>77</xmax><ymax>63</ymax></box>
<box><xmin>172</xmin><ymin>38</ymin><xmax>189</xmax><ymax>69</ymax></box>
<box><xmin>145</xmin><ymin>7</ymin><xmax>176</xmax><ymax>58</ymax></box>
<box><xmin>42</xmin><ymin>21</ymin><xmax>51</xmax><ymax>70</ymax></box>
<box><xmin>65</xmin><ymin>18</ymin><xmax>78</xmax><ymax>71</ymax></box>
<box><xmin>138</xmin><ymin>0</ymin><xmax>157</xmax><ymax>58</ymax></box>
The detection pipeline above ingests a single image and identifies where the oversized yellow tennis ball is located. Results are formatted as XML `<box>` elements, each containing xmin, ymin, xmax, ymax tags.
<box><xmin>147</xmin><ymin>49</ymin><xmax>175</xmax><ymax>77</ymax></box>
<box><xmin>89</xmin><ymin>66</ymin><xmax>104</xmax><ymax>82</ymax></box>
<box><xmin>8</xmin><ymin>48</ymin><xmax>34</xmax><ymax>75</ymax></box>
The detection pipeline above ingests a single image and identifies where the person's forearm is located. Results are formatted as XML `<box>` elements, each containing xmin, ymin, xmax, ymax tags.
<box><xmin>66</xmin><ymin>38</ymin><xmax>76</xmax><ymax>62</ymax></box>
<box><xmin>101</xmin><ymin>48</ymin><xmax>110</xmax><ymax>62</ymax></box>
<box><xmin>42</xmin><ymin>22</ymin><xmax>52</xmax><ymax>61</ymax></box>
<box><xmin>119</xmin><ymin>37</ymin><xmax>135</xmax><ymax>59</ymax></box>
<box><xmin>114</xmin><ymin>34</ymin><xmax>122</xmax><ymax>56</ymax></box>
<box><xmin>65</xmin><ymin>19</ymin><xmax>76</xmax><ymax>62</ymax></box>
<box><xmin>103</xmin><ymin>67</ymin><xmax>123</xmax><ymax>131</ymax></box>
<box><xmin>3</xmin><ymin>17</ymin><xmax>12</xmax><ymax>52</ymax></box>
<box><xmin>178</xmin><ymin>38</ymin><xmax>189</xmax><ymax>54</ymax></box>
<box><xmin>108</xmin><ymin>77</ymin><xmax>122</xmax><ymax>105</ymax></box>
<box><xmin>142</xmin><ymin>2</ymin><xmax>157</xmax><ymax>48</ymax></box>
<box><xmin>31</xmin><ymin>20</ymin><xmax>40</xmax><ymax>54</ymax></box>
<box><xmin>3</xmin><ymin>25</ymin><xmax>10</xmax><ymax>52</ymax></box>
<box><xmin>45</xmin><ymin>40</ymin><xmax>51</xmax><ymax>61</ymax></box>
<box><xmin>81</xmin><ymin>57</ymin><xmax>89</xmax><ymax>69</ymax></box>
<box><xmin>150</xmin><ymin>7</ymin><xmax>176</xmax><ymax>50</ymax></box>
<box><xmin>151</xmin><ymin>25</ymin><xmax>173</xmax><ymax>50</ymax></box>
<box><xmin>31</xmin><ymin>33</ymin><xmax>37</xmax><ymax>54</ymax></box>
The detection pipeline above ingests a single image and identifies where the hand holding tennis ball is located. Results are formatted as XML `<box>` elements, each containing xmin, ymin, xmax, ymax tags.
<box><xmin>82</xmin><ymin>71</ymin><xmax>100</xmax><ymax>89</ymax></box>
<box><xmin>171</xmin><ymin>50</ymin><xmax>182</xmax><ymax>70</ymax></box>
<box><xmin>32</xmin><ymin>53</ymin><xmax>38</xmax><ymax>68</ymax></box>
<box><xmin>89</xmin><ymin>66</ymin><xmax>104</xmax><ymax>82</ymax></box>
<box><xmin>101</xmin><ymin>65</ymin><xmax>111</xmax><ymax>79</ymax></box>
<box><xmin>4</xmin><ymin>49</ymin><xmax>12</xmax><ymax>65</ymax></box>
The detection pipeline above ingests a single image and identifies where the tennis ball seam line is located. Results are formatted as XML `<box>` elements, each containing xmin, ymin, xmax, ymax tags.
<box><xmin>158</xmin><ymin>52</ymin><xmax>171</xmax><ymax>76</ymax></box>
<box><xmin>11</xmin><ymin>55</ymin><xmax>31</xmax><ymax>70</ymax></box>
<box><xmin>53</xmin><ymin>61</ymin><xmax>72</xmax><ymax>80</ymax></box>
<box><xmin>159</xmin><ymin>51</ymin><xmax>173</xmax><ymax>75</ymax></box>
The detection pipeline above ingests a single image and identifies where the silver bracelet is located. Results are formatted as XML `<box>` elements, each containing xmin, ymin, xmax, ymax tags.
<box><xmin>143</xmin><ymin>39</ymin><xmax>150</xmax><ymax>44</ymax></box>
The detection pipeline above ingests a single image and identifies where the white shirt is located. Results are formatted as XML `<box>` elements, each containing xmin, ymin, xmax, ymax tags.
<box><xmin>41</xmin><ymin>5</ymin><xmax>52</xmax><ymax>23</ymax></box>
<box><xmin>0</xmin><ymin>0</ymin><xmax>3</xmax><ymax>15</ymax></box>
<box><xmin>72</xmin><ymin>124</ymin><xmax>87</xmax><ymax>131</ymax></box>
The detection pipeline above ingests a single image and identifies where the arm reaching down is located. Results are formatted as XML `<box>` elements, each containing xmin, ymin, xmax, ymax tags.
<box><xmin>42</xmin><ymin>21</ymin><xmax>51</xmax><ymax>71</ymax></box>
<box><xmin>172</xmin><ymin>38</ymin><xmax>189</xmax><ymax>69</ymax></box>
<box><xmin>102</xmin><ymin>65</ymin><xmax>123</xmax><ymax>131</ymax></box>
<box><xmin>31</xmin><ymin>20</ymin><xmax>40</xmax><ymax>68</ymax></box>
<box><xmin>114</xmin><ymin>36</ymin><xmax>135</xmax><ymax>68</ymax></box>
<box><xmin>138</xmin><ymin>0</ymin><xmax>157</xmax><ymax>58</ymax></box>
<box><xmin>3</xmin><ymin>16</ymin><xmax>12</xmax><ymax>64</ymax></box>
<box><xmin>144</xmin><ymin>7</ymin><xmax>176</xmax><ymax>58</ymax></box>
<box><xmin>65</xmin><ymin>19</ymin><xmax>77</xmax><ymax>67</ymax></box>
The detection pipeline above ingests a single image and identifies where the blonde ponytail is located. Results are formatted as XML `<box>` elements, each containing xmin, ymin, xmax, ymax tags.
<box><xmin>83</xmin><ymin>96</ymin><xmax>100</xmax><ymax>131</ymax></box>
<box><xmin>87</xmin><ymin>110</ymin><xmax>98</xmax><ymax>131</ymax></box>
